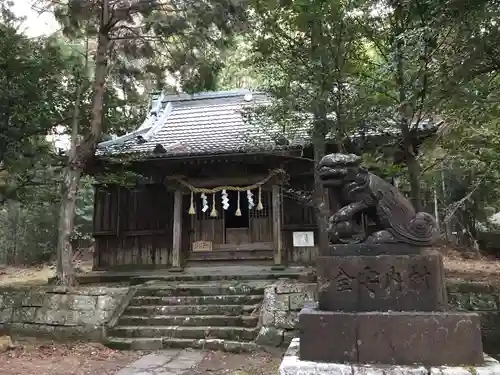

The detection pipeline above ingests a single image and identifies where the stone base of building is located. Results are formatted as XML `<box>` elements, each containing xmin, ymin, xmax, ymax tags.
<box><xmin>279</xmin><ymin>338</ymin><xmax>500</xmax><ymax>375</ymax></box>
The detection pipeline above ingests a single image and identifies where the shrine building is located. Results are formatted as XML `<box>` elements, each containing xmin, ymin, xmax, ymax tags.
<box><xmin>90</xmin><ymin>89</ymin><xmax>439</xmax><ymax>271</ymax></box>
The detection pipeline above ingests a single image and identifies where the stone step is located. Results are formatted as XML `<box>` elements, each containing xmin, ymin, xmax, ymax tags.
<box><xmin>106</xmin><ymin>337</ymin><xmax>258</xmax><ymax>353</ymax></box>
<box><xmin>185</xmin><ymin>259</ymin><xmax>274</xmax><ymax>267</ymax></box>
<box><xmin>128</xmin><ymin>294</ymin><xmax>263</xmax><ymax>306</ymax></box>
<box><xmin>118</xmin><ymin>314</ymin><xmax>259</xmax><ymax>328</ymax></box>
<box><xmin>136</xmin><ymin>282</ymin><xmax>267</xmax><ymax>297</ymax></box>
<box><xmin>109</xmin><ymin>325</ymin><xmax>259</xmax><ymax>341</ymax></box>
<box><xmin>162</xmin><ymin>338</ymin><xmax>258</xmax><ymax>353</ymax></box>
<box><xmin>128</xmin><ymin>270</ymin><xmax>314</xmax><ymax>285</ymax></box>
<box><xmin>188</xmin><ymin>250</ymin><xmax>273</xmax><ymax>262</ymax></box>
<box><xmin>106</xmin><ymin>337</ymin><xmax>164</xmax><ymax>351</ymax></box>
<box><xmin>124</xmin><ymin>304</ymin><xmax>260</xmax><ymax>316</ymax></box>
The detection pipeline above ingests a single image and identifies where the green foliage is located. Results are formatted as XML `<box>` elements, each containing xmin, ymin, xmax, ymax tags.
<box><xmin>45</xmin><ymin>0</ymin><xmax>250</xmax><ymax>95</ymax></box>
<box><xmin>249</xmin><ymin>0</ymin><xmax>370</xmax><ymax>146</ymax></box>
<box><xmin>0</xmin><ymin>17</ymin><xmax>75</xmax><ymax>202</ymax></box>
<box><xmin>2</xmin><ymin>0</ymin><xmax>500</xmax><ymax>261</ymax></box>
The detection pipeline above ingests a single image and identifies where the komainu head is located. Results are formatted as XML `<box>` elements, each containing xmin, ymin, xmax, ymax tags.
<box><xmin>318</xmin><ymin>153</ymin><xmax>369</xmax><ymax>192</ymax></box>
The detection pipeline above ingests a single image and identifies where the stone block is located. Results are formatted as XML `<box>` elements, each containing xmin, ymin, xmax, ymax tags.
<box><xmin>1</xmin><ymin>293</ymin><xmax>21</xmax><ymax>307</ymax></box>
<box><xmin>263</xmin><ymin>288</ymin><xmax>289</xmax><ymax>312</ymax></box>
<box><xmin>9</xmin><ymin>322</ymin><xmax>56</xmax><ymax>337</ymax></box>
<box><xmin>66</xmin><ymin>295</ymin><xmax>97</xmax><ymax>311</ymax></box>
<box><xmin>299</xmin><ymin>305</ymin><xmax>484</xmax><ymax>366</ymax></box>
<box><xmin>35</xmin><ymin>308</ymin><xmax>74</xmax><ymax>325</ymax></box>
<box><xmin>20</xmin><ymin>292</ymin><xmax>46</xmax><ymax>307</ymax></box>
<box><xmin>280</xmin><ymin>338</ymin><xmax>354</xmax><ymax>375</ymax></box>
<box><xmin>317</xmin><ymin>251</ymin><xmax>448</xmax><ymax>312</ymax></box>
<box><xmin>261</xmin><ymin>309</ymin><xmax>275</xmax><ymax>326</ymax></box>
<box><xmin>275</xmin><ymin>311</ymin><xmax>298</xmax><ymax>330</ymax></box>
<box><xmin>275</xmin><ymin>283</ymin><xmax>315</xmax><ymax>295</ymax></box>
<box><xmin>429</xmin><ymin>355</ymin><xmax>500</xmax><ymax>375</ymax></box>
<box><xmin>77</xmin><ymin>287</ymin><xmax>110</xmax><ymax>296</ymax></box>
<box><xmin>96</xmin><ymin>295</ymin><xmax>118</xmax><ymax>311</ymax></box>
<box><xmin>281</xmin><ymin>339</ymin><xmax>500</xmax><ymax>375</ymax></box>
<box><xmin>12</xmin><ymin>307</ymin><xmax>37</xmax><ymax>323</ymax></box>
<box><xmin>357</xmin><ymin>311</ymin><xmax>484</xmax><ymax>365</ymax></box>
<box><xmin>0</xmin><ymin>308</ymin><xmax>12</xmax><ymax>323</ymax></box>
<box><xmin>299</xmin><ymin>306</ymin><xmax>357</xmax><ymax>363</ymax></box>
<box><xmin>255</xmin><ymin>326</ymin><xmax>284</xmax><ymax>347</ymax></box>
<box><xmin>289</xmin><ymin>293</ymin><xmax>315</xmax><ymax>311</ymax></box>
<box><xmin>52</xmin><ymin>325</ymin><xmax>103</xmax><ymax>341</ymax></box>
<box><xmin>46</xmin><ymin>294</ymin><xmax>68</xmax><ymax>310</ymax></box>
<box><xmin>34</xmin><ymin>308</ymin><xmax>106</xmax><ymax>326</ymax></box>
<box><xmin>469</xmin><ymin>294</ymin><xmax>498</xmax><ymax>311</ymax></box>
<box><xmin>447</xmin><ymin>293</ymin><xmax>469</xmax><ymax>311</ymax></box>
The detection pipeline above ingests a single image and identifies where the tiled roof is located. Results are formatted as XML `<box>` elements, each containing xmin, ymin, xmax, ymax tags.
<box><xmin>97</xmin><ymin>89</ymin><xmax>287</xmax><ymax>157</ymax></box>
<box><xmin>97</xmin><ymin>88</ymin><xmax>442</xmax><ymax>158</ymax></box>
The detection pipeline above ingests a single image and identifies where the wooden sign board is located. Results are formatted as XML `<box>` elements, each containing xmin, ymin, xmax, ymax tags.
<box><xmin>292</xmin><ymin>231</ymin><xmax>315</xmax><ymax>247</ymax></box>
<box><xmin>192</xmin><ymin>241</ymin><xmax>212</xmax><ymax>252</ymax></box>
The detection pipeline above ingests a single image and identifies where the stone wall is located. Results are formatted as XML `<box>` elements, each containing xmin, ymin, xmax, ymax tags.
<box><xmin>0</xmin><ymin>286</ymin><xmax>128</xmax><ymax>341</ymax></box>
<box><xmin>257</xmin><ymin>279</ymin><xmax>500</xmax><ymax>352</ymax></box>
<box><xmin>447</xmin><ymin>280</ymin><xmax>500</xmax><ymax>352</ymax></box>
<box><xmin>255</xmin><ymin>280</ymin><xmax>316</xmax><ymax>347</ymax></box>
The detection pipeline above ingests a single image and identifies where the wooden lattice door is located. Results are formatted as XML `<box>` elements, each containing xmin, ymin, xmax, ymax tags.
<box><xmin>249</xmin><ymin>189</ymin><xmax>272</xmax><ymax>243</ymax></box>
<box><xmin>193</xmin><ymin>192</ymin><xmax>224</xmax><ymax>248</ymax></box>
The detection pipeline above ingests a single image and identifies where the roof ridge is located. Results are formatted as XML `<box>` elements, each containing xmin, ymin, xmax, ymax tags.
<box><xmin>162</xmin><ymin>89</ymin><xmax>265</xmax><ymax>103</ymax></box>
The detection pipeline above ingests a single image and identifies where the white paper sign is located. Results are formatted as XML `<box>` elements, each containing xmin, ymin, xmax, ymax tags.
<box><xmin>292</xmin><ymin>231</ymin><xmax>315</xmax><ymax>247</ymax></box>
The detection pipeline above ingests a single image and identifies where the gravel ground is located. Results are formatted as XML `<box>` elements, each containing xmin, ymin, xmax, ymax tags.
<box><xmin>0</xmin><ymin>338</ymin><xmax>145</xmax><ymax>375</ymax></box>
<box><xmin>0</xmin><ymin>337</ymin><xmax>285</xmax><ymax>375</ymax></box>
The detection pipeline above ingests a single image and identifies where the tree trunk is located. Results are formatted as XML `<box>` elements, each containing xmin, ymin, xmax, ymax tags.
<box><xmin>394</xmin><ymin>0</ymin><xmax>422</xmax><ymax>212</ymax></box>
<box><xmin>55</xmin><ymin>25</ymin><xmax>109</xmax><ymax>285</ymax></box>
<box><xmin>312</xmin><ymin>134</ymin><xmax>330</xmax><ymax>255</ymax></box>
<box><xmin>405</xmin><ymin>146</ymin><xmax>422</xmax><ymax>212</ymax></box>
<box><xmin>6</xmin><ymin>199</ymin><xmax>19</xmax><ymax>265</ymax></box>
<box><xmin>55</xmin><ymin>167</ymin><xmax>81</xmax><ymax>285</ymax></box>
<box><xmin>83</xmin><ymin>30</ymin><xmax>109</xmax><ymax>150</ymax></box>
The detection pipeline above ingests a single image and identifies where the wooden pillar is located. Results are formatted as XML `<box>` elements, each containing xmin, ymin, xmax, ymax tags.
<box><xmin>170</xmin><ymin>190</ymin><xmax>183</xmax><ymax>272</ymax></box>
<box><xmin>272</xmin><ymin>184</ymin><xmax>285</xmax><ymax>270</ymax></box>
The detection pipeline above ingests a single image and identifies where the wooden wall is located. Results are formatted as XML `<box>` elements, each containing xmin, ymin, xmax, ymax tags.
<box><xmin>282</xmin><ymin>177</ymin><xmax>319</xmax><ymax>265</ymax></box>
<box><xmin>92</xmin><ymin>177</ymin><xmax>321</xmax><ymax>269</ymax></box>
<box><xmin>93</xmin><ymin>184</ymin><xmax>174</xmax><ymax>270</ymax></box>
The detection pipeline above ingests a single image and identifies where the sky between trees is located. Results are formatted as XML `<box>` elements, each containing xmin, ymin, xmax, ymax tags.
<box><xmin>11</xmin><ymin>0</ymin><xmax>58</xmax><ymax>37</ymax></box>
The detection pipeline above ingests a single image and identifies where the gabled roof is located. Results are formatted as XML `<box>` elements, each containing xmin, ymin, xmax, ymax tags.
<box><xmin>97</xmin><ymin>89</ymin><xmax>289</xmax><ymax>158</ymax></box>
<box><xmin>97</xmin><ymin>88</ymin><xmax>442</xmax><ymax>159</ymax></box>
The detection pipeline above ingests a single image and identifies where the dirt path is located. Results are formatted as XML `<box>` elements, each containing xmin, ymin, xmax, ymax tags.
<box><xmin>443</xmin><ymin>248</ymin><xmax>500</xmax><ymax>285</ymax></box>
<box><xmin>0</xmin><ymin>338</ymin><xmax>144</xmax><ymax>375</ymax></box>
<box><xmin>0</xmin><ymin>337</ymin><xmax>284</xmax><ymax>375</ymax></box>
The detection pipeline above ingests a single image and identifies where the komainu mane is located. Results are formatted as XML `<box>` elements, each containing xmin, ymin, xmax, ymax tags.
<box><xmin>318</xmin><ymin>153</ymin><xmax>439</xmax><ymax>246</ymax></box>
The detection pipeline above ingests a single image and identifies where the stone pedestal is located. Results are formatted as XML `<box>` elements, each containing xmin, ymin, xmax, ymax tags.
<box><xmin>299</xmin><ymin>304</ymin><xmax>484</xmax><ymax>365</ymax></box>
<box><xmin>296</xmin><ymin>246</ymin><xmax>485</xmax><ymax>367</ymax></box>
<box><xmin>317</xmin><ymin>251</ymin><xmax>448</xmax><ymax>312</ymax></box>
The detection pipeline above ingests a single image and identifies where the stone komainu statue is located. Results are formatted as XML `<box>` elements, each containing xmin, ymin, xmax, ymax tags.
<box><xmin>319</xmin><ymin>153</ymin><xmax>439</xmax><ymax>246</ymax></box>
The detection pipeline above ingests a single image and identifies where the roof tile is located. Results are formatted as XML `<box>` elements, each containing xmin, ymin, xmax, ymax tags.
<box><xmin>98</xmin><ymin>89</ymin><xmax>275</xmax><ymax>157</ymax></box>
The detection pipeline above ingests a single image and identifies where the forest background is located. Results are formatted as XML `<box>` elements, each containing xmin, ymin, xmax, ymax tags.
<box><xmin>0</xmin><ymin>0</ymin><xmax>499</xmax><ymax>283</ymax></box>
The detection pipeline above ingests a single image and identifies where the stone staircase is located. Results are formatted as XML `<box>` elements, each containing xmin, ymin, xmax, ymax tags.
<box><xmin>106</xmin><ymin>280</ymin><xmax>268</xmax><ymax>352</ymax></box>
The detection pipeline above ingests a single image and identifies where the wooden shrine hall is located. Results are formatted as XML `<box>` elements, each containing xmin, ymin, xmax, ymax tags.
<box><xmin>91</xmin><ymin>89</ymin><xmax>440</xmax><ymax>272</ymax></box>
<box><xmin>91</xmin><ymin>89</ymin><xmax>319</xmax><ymax>271</ymax></box>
